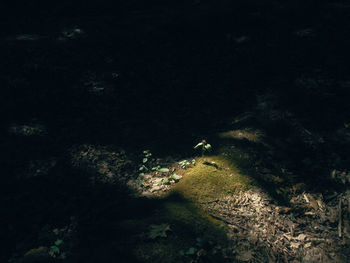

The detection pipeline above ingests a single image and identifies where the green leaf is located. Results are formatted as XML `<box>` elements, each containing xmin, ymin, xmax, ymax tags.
<box><xmin>55</xmin><ymin>239</ymin><xmax>64</xmax><ymax>246</ymax></box>
<box><xmin>179</xmin><ymin>250</ymin><xmax>185</xmax><ymax>256</ymax></box>
<box><xmin>158</xmin><ymin>168</ymin><xmax>169</xmax><ymax>173</ymax></box>
<box><xmin>204</xmin><ymin>144</ymin><xmax>212</xmax><ymax>151</ymax></box>
<box><xmin>185</xmin><ymin>247</ymin><xmax>197</xmax><ymax>255</ymax></box>
<box><xmin>137</xmin><ymin>178</ymin><xmax>143</xmax><ymax>187</ymax></box>
<box><xmin>157</xmin><ymin>178</ymin><xmax>169</xmax><ymax>185</ymax></box>
<box><xmin>171</xmin><ymin>174</ymin><xmax>181</xmax><ymax>181</ymax></box>
<box><xmin>163</xmin><ymin>178</ymin><xmax>169</xmax><ymax>184</ymax></box>
<box><xmin>139</xmin><ymin>165</ymin><xmax>148</xmax><ymax>171</ymax></box>
<box><xmin>143</xmin><ymin>158</ymin><xmax>148</xmax><ymax>163</ymax></box>
<box><xmin>194</xmin><ymin>142</ymin><xmax>203</xmax><ymax>149</ymax></box>
<box><xmin>50</xmin><ymin>246</ymin><xmax>60</xmax><ymax>253</ymax></box>
<box><xmin>152</xmin><ymin>165</ymin><xmax>161</xmax><ymax>171</ymax></box>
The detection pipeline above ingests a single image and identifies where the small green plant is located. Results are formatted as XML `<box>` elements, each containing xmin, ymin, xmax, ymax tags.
<box><xmin>157</xmin><ymin>177</ymin><xmax>170</xmax><ymax>185</ymax></box>
<box><xmin>138</xmin><ymin>150</ymin><xmax>152</xmax><ymax>186</ymax></box>
<box><xmin>178</xmin><ymin>159</ymin><xmax>196</xmax><ymax>169</ymax></box>
<box><xmin>171</xmin><ymin>173</ymin><xmax>181</xmax><ymax>182</ymax></box>
<box><xmin>152</xmin><ymin>165</ymin><xmax>161</xmax><ymax>171</ymax></box>
<box><xmin>137</xmin><ymin>150</ymin><xmax>171</xmax><ymax>187</ymax></box>
<box><xmin>194</xmin><ymin>140</ymin><xmax>212</xmax><ymax>156</ymax></box>
<box><xmin>139</xmin><ymin>150</ymin><xmax>152</xmax><ymax>172</ymax></box>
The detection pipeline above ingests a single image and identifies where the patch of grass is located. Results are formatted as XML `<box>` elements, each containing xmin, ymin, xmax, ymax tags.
<box><xmin>173</xmin><ymin>155</ymin><xmax>256</xmax><ymax>202</ymax></box>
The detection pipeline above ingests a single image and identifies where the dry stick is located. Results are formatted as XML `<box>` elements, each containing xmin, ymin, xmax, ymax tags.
<box><xmin>338</xmin><ymin>199</ymin><xmax>342</xmax><ymax>238</ymax></box>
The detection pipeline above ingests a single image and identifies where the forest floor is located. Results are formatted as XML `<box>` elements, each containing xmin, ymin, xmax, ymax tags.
<box><xmin>1</xmin><ymin>0</ymin><xmax>350</xmax><ymax>262</ymax></box>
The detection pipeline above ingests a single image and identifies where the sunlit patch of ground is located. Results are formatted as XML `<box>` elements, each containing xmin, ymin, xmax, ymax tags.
<box><xmin>173</xmin><ymin>155</ymin><xmax>256</xmax><ymax>203</ymax></box>
<box><xmin>164</xmin><ymin>150</ymin><xmax>350</xmax><ymax>262</ymax></box>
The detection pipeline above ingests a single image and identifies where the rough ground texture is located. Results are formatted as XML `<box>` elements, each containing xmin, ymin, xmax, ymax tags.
<box><xmin>1</xmin><ymin>0</ymin><xmax>350</xmax><ymax>262</ymax></box>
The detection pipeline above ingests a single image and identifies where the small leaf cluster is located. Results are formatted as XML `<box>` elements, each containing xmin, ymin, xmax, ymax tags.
<box><xmin>178</xmin><ymin>159</ymin><xmax>196</xmax><ymax>169</ymax></box>
<box><xmin>138</xmin><ymin>150</ymin><xmax>153</xmax><ymax>186</ymax></box>
<box><xmin>156</xmin><ymin>173</ymin><xmax>181</xmax><ymax>185</ymax></box>
<box><xmin>139</xmin><ymin>150</ymin><xmax>152</xmax><ymax>173</ymax></box>
<box><xmin>139</xmin><ymin>151</ymin><xmax>169</xmax><ymax>174</ymax></box>
<box><xmin>155</xmin><ymin>167</ymin><xmax>169</xmax><ymax>173</ymax></box>
<box><xmin>137</xmin><ymin>150</ymin><xmax>173</xmax><ymax>187</ymax></box>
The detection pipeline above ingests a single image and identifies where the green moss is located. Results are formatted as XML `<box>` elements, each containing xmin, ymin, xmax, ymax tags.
<box><xmin>161</xmin><ymin>198</ymin><xmax>226</xmax><ymax>235</ymax></box>
<box><xmin>173</xmin><ymin>155</ymin><xmax>256</xmax><ymax>202</ymax></box>
<box><xmin>115</xmin><ymin>153</ymin><xmax>256</xmax><ymax>263</ymax></box>
<box><xmin>117</xmin><ymin>195</ymin><xmax>228</xmax><ymax>263</ymax></box>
